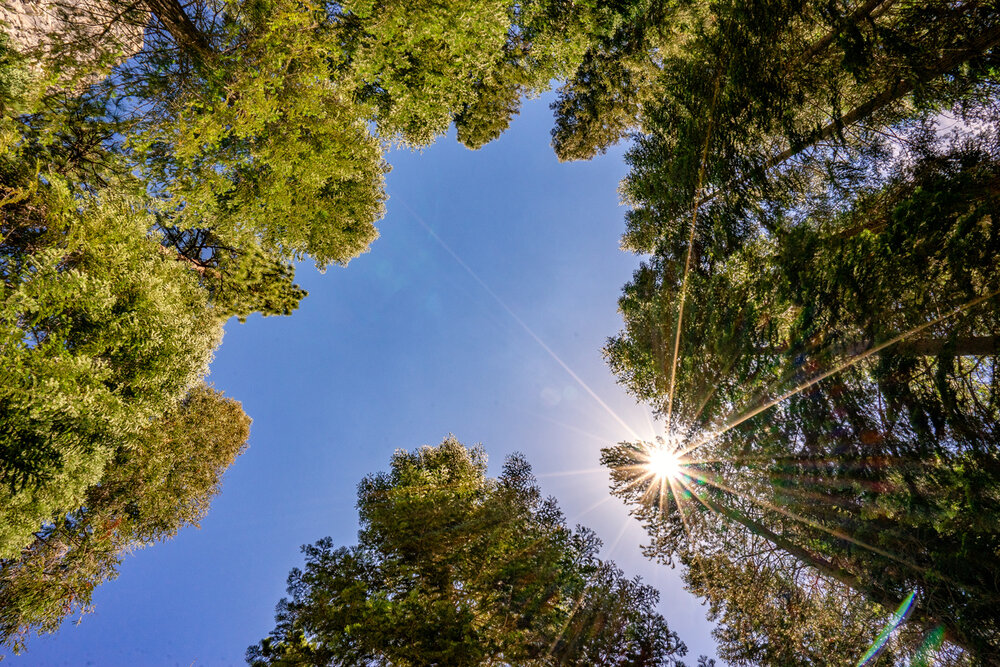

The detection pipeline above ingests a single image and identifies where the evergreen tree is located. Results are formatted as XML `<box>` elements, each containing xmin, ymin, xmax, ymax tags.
<box><xmin>603</xmin><ymin>130</ymin><xmax>1000</xmax><ymax>661</ymax></box>
<box><xmin>248</xmin><ymin>438</ymin><xmax>693</xmax><ymax>666</ymax></box>
<box><xmin>588</xmin><ymin>1</ymin><xmax>1000</xmax><ymax>660</ymax></box>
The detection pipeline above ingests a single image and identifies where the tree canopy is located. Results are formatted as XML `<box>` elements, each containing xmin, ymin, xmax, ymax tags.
<box><xmin>248</xmin><ymin>438</ymin><xmax>695</xmax><ymax>666</ymax></box>
<box><xmin>5</xmin><ymin>0</ymin><xmax>1000</xmax><ymax>661</ymax></box>
<box><xmin>0</xmin><ymin>384</ymin><xmax>250</xmax><ymax>655</ymax></box>
<box><xmin>596</xmin><ymin>0</ymin><xmax>1000</xmax><ymax>663</ymax></box>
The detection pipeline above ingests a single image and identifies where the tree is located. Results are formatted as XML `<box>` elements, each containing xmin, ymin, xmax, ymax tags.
<box><xmin>602</xmin><ymin>131</ymin><xmax>1000</xmax><ymax>662</ymax></box>
<box><xmin>0</xmin><ymin>172</ymin><xmax>225</xmax><ymax>557</ymax></box>
<box><xmin>615</xmin><ymin>0</ymin><xmax>1000</xmax><ymax>255</ymax></box>
<box><xmin>0</xmin><ymin>384</ymin><xmax>250</xmax><ymax>656</ymax></box>
<box><xmin>122</xmin><ymin>0</ymin><xmax>389</xmax><ymax>270</ymax></box>
<box><xmin>248</xmin><ymin>437</ymin><xmax>693</xmax><ymax>666</ymax></box>
<box><xmin>550</xmin><ymin>0</ymin><xmax>1000</xmax><ymax>256</ymax></box>
<box><xmin>587</xmin><ymin>1</ymin><xmax>1000</xmax><ymax>659</ymax></box>
<box><xmin>74</xmin><ymin>0</ymin><xmax>609</xmax><ymax>273</ymax></box>
<box><xmin>0</xmin><ymin>67</ymin><xmax>255</xmax><ymax>656</ymax></box>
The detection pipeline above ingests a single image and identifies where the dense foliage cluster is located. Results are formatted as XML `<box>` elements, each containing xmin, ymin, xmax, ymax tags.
<box><xmin>249</xmin><ymin>438</ymin><xmax>694</xmax><ymax>666</ymax></box>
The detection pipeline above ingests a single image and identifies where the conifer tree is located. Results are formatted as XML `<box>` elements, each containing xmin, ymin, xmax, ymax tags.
<box><xmin>603</xmin><ymin>127</ymin><xmax>1000</xmax><ymax>661</ymax></box>
<box><xmin>249</xmin><ymin>438</ymin><xmax>693</xmax><ymax>666</ymax></box>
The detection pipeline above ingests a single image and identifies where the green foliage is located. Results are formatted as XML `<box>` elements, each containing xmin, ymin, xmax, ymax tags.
<box><xmin>120</xmin><ymin>0</ymin><xmax>606</xmax><ymax>272</ymax></box>
<box><xmin>0</xmin><ymin>384</ymin><xmax>250</xmax><ymax>655</ymax></box>
<box><xmin>338</xmin><ymin>0</ymin><xmax>511</xmax><ymax>146</ymax></box>
<box><xmin>0</xmin><ymin>176</ymin><xmax>224</xmax><ymax>553</ymax></box>
<box><xmin>0</xmin><ymin>34</ymin><xmax>34</xmax><ymax>115</ymax></box>
<box><xmin>248</xmin><ymin>438</ymin><xmax>691</xmax><ymax>666</ymax></box>
<box><xmin>604</xmin><ymin>131</ymin><xmax>1000</xmax><ymax>661</ymax></box>
<box><xmin>453</xmin><ymin>0</ymin><xmax>618</xmax><ymax>150</ymax></box>
<box><xmin>597</xmin><ymin>1</ymin><xmax>1000</xmax><ymax>660</ymax></box>
<box><xmin>682</xmin><ymin>552</ymin><xmax>928</xmax><ymax>667</ymax></box>
<box><xmin>134</xmin><ymin>0</ymin><xmax>387</xmax><ymax>269</ymax></box>
<box><xmin>611</xmin><ymin>0</ymin><xmax>1000</xmax><ymax>254</ymax></box>
<box><xmin>0</xmin><ymin>88</ymin><xmax>265</xmax><ymax>654</ymax></box>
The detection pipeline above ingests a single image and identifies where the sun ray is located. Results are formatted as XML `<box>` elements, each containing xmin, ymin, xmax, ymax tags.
<box><xmin>399</xmin><ymin>198</ymin><xmax>642</xmax><ymax>441</ymax></box>
<box><xmin>677</xmin><ymin>464</ymin><xmax>940</xmax><ymax>579</ymax></box>
<box><xmin>605</xmin><ymin>515</ymin><xmax>635</xmax><ymax>558</ymax></box>
<box><xmin>569</xmin><ymin>493</ymin><xmax>619</xmax><ymax>522</ymax></box>
<box><xmin>517</xmin><ymin>408</ymin><xmax>623</xmax><ymax>445</ymax></box>
<box><xmin>544</xmin><ymin>591</ymin><xmax>587</xmax><ymax>660</ymax></box>
<box><xmin>665</xmin><ymin>76</ymin><xmax>722</xmax><ymax>430</ymax></box>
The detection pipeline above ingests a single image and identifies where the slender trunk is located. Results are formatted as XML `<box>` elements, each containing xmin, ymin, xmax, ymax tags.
<box><xmin>142</xmin><ymin>0</ymin><xmax>214</xmax><ymax>62</ymax></box>
<box><xmin>696</xmin><ymin>491</ymin><xmax>970</xmax><ymax>652</ymax></box>
<box><xmin>839</xmin><ymin>336</ymin><xmax>1000</xmax><ymax>358</ymax></box>
<box><xmin>758</xmin><ymin>337</ymin><xmax>999</xmax><ymax>358</ymax></box>
<box><xmin>798</xmin><ymin>0</ymin><xmax>894</xmax><ymax>66</ymax></box>
<box><xmin>696</xmin><ymin>21</ymin><xmax>1000</xmax><ymax>209</ymax></box>
<box><xmin>766</xmin><ymin>24</ymin><xmax>1000</xmax><ymax>173</ymax></box>
<box><xmin>896</xmin><ymin>336</ymin><xmax>999</xmax><ymax>356</ymax></box>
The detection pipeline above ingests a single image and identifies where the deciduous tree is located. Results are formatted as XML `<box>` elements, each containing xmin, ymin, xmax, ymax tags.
<box><xmin>0</xmin><ymin>384</ymin><xmax>250</xmax><ymax>655</ymax></box>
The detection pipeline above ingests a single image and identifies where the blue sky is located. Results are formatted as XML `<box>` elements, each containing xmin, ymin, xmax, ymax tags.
<box><xmin>13</xmin><ymin>94</ymin><xmax>720</xmax><ymax>665</ymax></box>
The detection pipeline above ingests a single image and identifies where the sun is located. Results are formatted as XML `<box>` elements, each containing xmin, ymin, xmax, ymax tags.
<box><xmin>646</xmin><ymin>446</ymin><xmax>681</xmax><ymax>480</ymax></box>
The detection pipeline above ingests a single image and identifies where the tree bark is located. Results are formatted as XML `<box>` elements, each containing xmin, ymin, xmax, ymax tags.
<box><xmin>142</xmin><ymin>0</ymin><xmax>214</xmax><ymax>62</ymax></box>
<box><xmin>896</xmin><ymin>336</ymin><xmax>999</xmax><ymax>356</ymax></box>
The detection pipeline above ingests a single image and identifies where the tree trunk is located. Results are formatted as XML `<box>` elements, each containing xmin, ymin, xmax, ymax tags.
<box><xmin>766</xmin><ymin>23</ymin><xmax>1000</xmax><ymax>172</ymax></box>
<box><xmin>896</xmin><ymin>336</ymin><xmax>999</xmax><ymax>356</ymax></box>
<box><xmin>797</xmin><ymin>0</ymin><xmax>894</xmax><ymax>66</ymax></box>
<box><xmin>142</xmin><ymin>0</ymin><xmax>214</xmax><ymax>62</ymax></box>
<box><xmin>757</xmin><ymin>336</ymin><xmax>999</xmax><ymax>358</ymax></box>
<box><xmin>695</xmin><ymin>490</ymin><xmax>971</xmax><ymax>653</ymax></box>
<box><xmin>696</xmin><ymin>19</ymin><xmax>1000</xmax><ymax>209</ymax></box>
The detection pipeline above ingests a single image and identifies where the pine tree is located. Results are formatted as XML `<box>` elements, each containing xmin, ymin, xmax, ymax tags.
<box><xmin>603</xmin><ymin>129</ymin><xmax>1000</xmax><ymax>661</ymax></box>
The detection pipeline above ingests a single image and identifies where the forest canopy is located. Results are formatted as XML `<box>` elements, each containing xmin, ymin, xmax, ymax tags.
<box><xmin>595</xmin><ymin>0</ymin><xmax>1000</xmax><ymax>663</ymax></box>
<box><xmin>1</xmin><ymin>0</ymin><xmax>999</xmax><ymax>662</ymax></box>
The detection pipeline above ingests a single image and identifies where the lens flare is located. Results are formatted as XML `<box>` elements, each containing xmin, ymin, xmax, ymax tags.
<box><xmin>911</xmin><ymin>625</ymin><xmax>946</xmax><ymax>667</ymax></box>
<box><xmin>855</xmin><ymin>590</ymin><xmax>917</xmax><ymax>666</ymax></box>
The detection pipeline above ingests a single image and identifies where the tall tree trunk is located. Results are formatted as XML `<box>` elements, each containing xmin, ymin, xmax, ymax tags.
<box><xmin>797</xmin><ymin>0</ymin><xmax>895</xmax><ymax>66</ymax></box>
<box><xmin>693</xmin><ymin>490</ymin><xmax>971</xmax><ymax>653</ymax></box>
<box><xmin>840</xmin><ymin>336</ymin><xmax>1000</xmax><ymax>358</ymax></box>
<box><xmin>142</xmin><ymin>0</ymin><xmax>214</xmax><ymax>62</ymax></box>
<box><xmin>766</xmin><ymin>23</ymin><xmax>1000</xmax><ymax>173</ymax></box>
<box><xmin>697</xmin><ymin>19</ymin><xmax>1000</xmax><ymax>209</ymax></box>
<box><xmin>759</xmin><ymin>337</ymin><xmax>999</xmax><ymax>358</ymax></box>
<box><xmin>896</xmin><ymin>336</ymin><xmax>999</xmax><ymax>356</ymax></box>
